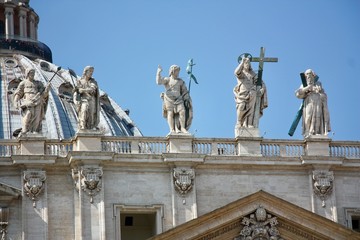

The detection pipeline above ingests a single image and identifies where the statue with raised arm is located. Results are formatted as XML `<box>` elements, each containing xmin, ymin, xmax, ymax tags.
<box><xmin>74</xmin><ymin>66</ymin><xmax>100</xmax><ymax>131</ymax></box>
<box><xmin>233</xmin><ymin>56</ymin><xmax>268</xmax><ymax>130</ymax></box>
<box><xmin>295</xmin><ymin>69</ymin><xmax>331</xmax><ymax>138</ymax></box>
<box><xmin>156</xmin><ymin>65</ymin><xmax>193</xmax><ymax>134</ymax></box>
<box><xmin>13</xmin><ymin>68</ymin><xmax>50</xmax><ymax>136</ymax></box>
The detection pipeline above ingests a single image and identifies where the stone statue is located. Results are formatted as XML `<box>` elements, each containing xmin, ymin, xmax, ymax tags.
<box><xmin>233</xmin><ymin>57</ymin><xmax>268</xmax><ymax>129</ymax></box>
<box><xmin>73</xmin><ymin>66</ymin><xmax>100</xmax><ymax>131</ymax></box>
<box><xmin>156</xmin><ymin>65</ymin><xmax>193</xmax><ymax>134</ymax></box>
<box><xmin>13</xmin><ymin>68</ymin><xmax>50</xmax><ymax>136</ymax></box>
<box><xmin>295</xmin><ymin>69</ymin><xmax>331</xmax><ymax>137</ymax></box>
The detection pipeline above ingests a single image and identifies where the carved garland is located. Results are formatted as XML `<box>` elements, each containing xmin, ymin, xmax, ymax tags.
<box><xmin>23</xmin><ymin>170</ymin><xmax>46</xmax><ymax>208</ymax></box>
<box><xmin>72</xmin><ymin>167</ymin><xmax>103</xmax><ymax>203</ymax></box>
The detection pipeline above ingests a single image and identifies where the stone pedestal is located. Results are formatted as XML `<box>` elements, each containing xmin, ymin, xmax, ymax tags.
<box><xmin>74</xmin><ymin>130</ymin><xmax>103</xmax><ymax>151</ymax></box>
<box><xmin>305</xmin><ymin>135</ymin><xmax>331</xmax><ymax>156</ymax></box>
<box><xmin>235</xmin><ymin>127</ymin><xmax>260</xmax><ymax>138</ymax></box>
<box><xmin>167</xmin><ymin>133</ymin><xmax>193</xmax><ymax>153</ymax></box>
<box><xmin>19</xmin><ymin>133</ymin><xmax>46</xmax><ymax>155</ymax></box>
<box><xmin>236</xmin><ymin>137</ymin><xmax>262</xmax><ymax>156</ymax></box>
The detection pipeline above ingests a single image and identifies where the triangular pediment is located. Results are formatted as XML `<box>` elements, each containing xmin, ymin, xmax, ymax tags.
<box><xmin>0</xmin><ymin>182</ymin><xmax>21</xmax><ymax>203</ymax></box>
<box><xmin>149</xmin><ymin>190</ymin><xmax>360</xmax><ymax>240</ymax></box>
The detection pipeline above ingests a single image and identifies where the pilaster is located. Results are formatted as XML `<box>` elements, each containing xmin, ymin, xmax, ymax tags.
<box><xmin>22</xmin><ymin>170</ymin><xmax>48</xmax><ymax>240</ymax></box>
<box><xmin>163</xmin><ymin>152</ymin><xmax>205</xmax><ymax>227</ymax></box>
<box><xmin>72</xmin><ymin>166</ymin><xmax>105</xmax><ymax>240</ymax></box>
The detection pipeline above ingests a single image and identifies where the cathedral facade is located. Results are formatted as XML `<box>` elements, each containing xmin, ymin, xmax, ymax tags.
<box><xmin>1</xmin><ymin>1</ymin><xmax>360</xmax><ymax>240</ymax></box>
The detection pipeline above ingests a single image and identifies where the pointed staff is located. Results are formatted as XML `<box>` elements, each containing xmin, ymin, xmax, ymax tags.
<box><xmin>186</xmin><ymin>58</ymin><xmax>198</xmax><ymax>93</ymax></box>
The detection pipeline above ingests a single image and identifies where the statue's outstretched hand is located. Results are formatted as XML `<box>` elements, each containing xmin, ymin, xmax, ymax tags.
<box><xmin>157</xmin><ymin>65</ymin><xmax>163</xmax><ymax>75</ymax></box>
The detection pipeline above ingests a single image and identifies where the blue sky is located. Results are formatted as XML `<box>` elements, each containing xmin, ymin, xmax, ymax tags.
<box><xmin>31</xmin><ymin>0</ymin><xmax>360</xmax><ymax>140</ymax></box>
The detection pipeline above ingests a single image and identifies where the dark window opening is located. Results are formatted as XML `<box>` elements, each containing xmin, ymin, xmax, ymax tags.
<box><xmin>120</xmin><ymin>213</ymin><xmax>156</xmax><ymax>240</ymax></box>
<box><xmin>352</xmin><ymin>216</ymin><xmax>360</xmax><ymax>232</ymax></box>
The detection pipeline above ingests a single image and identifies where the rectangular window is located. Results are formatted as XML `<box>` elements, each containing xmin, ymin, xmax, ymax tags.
<box><xmin>344</xmin><ymin>208</ymin><xmax>360</xmax><ymax>232</ymax></box>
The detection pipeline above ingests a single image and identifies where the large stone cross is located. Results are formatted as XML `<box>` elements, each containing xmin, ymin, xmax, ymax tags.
<box><xmin>251</xmin><ymin>47</ymin><xmax>278</xmax><ymax>128</ymax></box>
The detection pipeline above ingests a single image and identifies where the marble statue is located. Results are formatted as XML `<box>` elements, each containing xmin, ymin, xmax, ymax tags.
<box><xmin>295</xmin><ymin>69</ymin><xmax>331</xmax><ymax>137</ymax></box>
<box><xmin>74</xmin><ymin>66</ymin><xmax>100</xmax><ymax>130</ymax></box>
<box><xmin>233</xmin><ymin>57</ymin><xmax>268</xmax><ymax>129</ymax></box>
<box><xmin>13</xmin><ymin>68</ymin><xmax>50</xmax><ymax>136</ymax></box>
<box><xmin>156</xmin><ymin>65</ymin><xmax>193</xmax><ymax>134</ymax></box>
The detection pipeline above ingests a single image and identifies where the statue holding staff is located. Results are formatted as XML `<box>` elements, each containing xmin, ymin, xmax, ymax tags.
<box><xmin>156</xmin><ymin>64</ymin><xmax>193</xmax><ymax>134</ymax></box>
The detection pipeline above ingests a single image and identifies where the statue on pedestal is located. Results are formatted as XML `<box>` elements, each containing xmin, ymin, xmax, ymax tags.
<box><xmin>295</xmin><ymin>69</ymin><xmax>331</xmax><ymax>138</ymax></box>
<box><xmin>156</xmin><ymin>65</ymin><xmax>193</xmax><ymax>134</ymax></box>
<box><xmin>73</xmin><ymin>66</ymin><xmax>100</xmax><ymax>131</ymax></box>
<box><xmin>234</xmin><ymin>48</ymin><xmax>277</xmax><ymax>138</ymax></box>
<box><xmin>13</xmin><ymin>68</ymin><xmax>50</xmax><ymax>136</ymax></box>
<box><xmin>234</xmin><ymin>56</ymin><xmax>268</xmax><ymax>131</ymax></box>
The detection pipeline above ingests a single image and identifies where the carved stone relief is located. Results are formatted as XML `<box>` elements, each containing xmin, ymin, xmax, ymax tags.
<box><xmin>234</xmin><ymin>206</ymin><xmax>283</xmax><ymax>240</ymax></box>
<box><xmin>23</xmin><ymin>170</ymin><xmax>46</xmax><ymax>208</ymax></box>
<box><xmin>72</xmin><ymin>167</ymin><xmax>103</xmax><ymax>203</ymax></box>
<box><xmin>173</xmin><ymin>168</ymin><xmax>195</xmax><ymax>196</ymax></box>
<box><xmin>0</xmin><ymin>207</ymin><xmax>9</xmax><ymax>240</ymax></box>
<box><xmin>312</xmin><ymin>170</ymin><xmax>334</xmax><ymax>207</ymax></box>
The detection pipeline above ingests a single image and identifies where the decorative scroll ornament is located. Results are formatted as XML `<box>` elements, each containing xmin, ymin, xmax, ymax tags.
<box><xmin>0</xmin><ymin>207</ymin><xmax>9</xmax><ymax>240</ymax></box>
<box><xmin>234</xmin><ymin>206</ymin><xmax>283</xmax><ymax>240</ymax></box>
<box><xmin>23</xmin><ymin>170</ymin><xmax>46</xmax><ymax>208</ymax></box>
<box><xmin>173</xmin><ymin>168</ymin><xmax>195</xmax><ymax>196</ymax></box>
<box><xmin>72</xmin><ymin>167</ymin><xmax>103</xmax><ymax>203</ymax></box>
<box><xmin>313</xmin><ymin>170</ymin><xmax>334</xmax><ymax>207</ymax></box>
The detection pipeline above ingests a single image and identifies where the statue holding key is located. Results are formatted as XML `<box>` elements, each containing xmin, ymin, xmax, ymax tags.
<box><xmin>289</xmin><ymin>69</ymin><xmax>331</xmax><ymax>138</ymax></box>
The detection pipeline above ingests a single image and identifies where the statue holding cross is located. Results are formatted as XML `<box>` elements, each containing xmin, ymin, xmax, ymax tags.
<box><xmin>234</xmin><ymin>47</ymin><xmax>278</xmax><ymax>137</ymax></box>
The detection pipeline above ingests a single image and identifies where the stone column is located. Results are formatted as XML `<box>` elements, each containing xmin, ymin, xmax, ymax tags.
<box><xmin>22</xmin><ymin>170</ymin><xmax>48</xmax><ymax>240</ymax></box>
<box><xmin>72</xmin><ymin>166</ymin><xmax>106</xmax><ymax>240</ymax></box>
<box><xmin>29</xmin><ymin>13</ymin><xmax>36</xmax><ymax>40</ymax></box>
<box><xmin>4</xmin><ymin>5</ymin><xmax>14</xmax><ymax>37</ymax></box>
<box><xmin>18</xmin><ymin>7</ymin><xmax>28</xmax><ymax>38</ymax></box>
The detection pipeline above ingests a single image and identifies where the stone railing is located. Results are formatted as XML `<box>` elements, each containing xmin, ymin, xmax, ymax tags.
<box><xmin>193</xmin><ymin>138</ymin><xmax>238</xmax><ymax>155</ymax></box>
<box><xmin>329</xmin><ymin>141</ymin><xmax>360</xmax><ymax>159</ymax></box>
<box><xmin>260</xmin><ymin>139</ymin><xmax>305</xmax><ymax>157</ymax></box>
<box><xmin>0</xmin><ymin>140</ymin><xmax>19</xmax><ymax>157</ymax></box>
<box><xmin>101</xmin><ymin>136</ymin><xmax>168</xmax><ymax>154</ymax></box>
<box><xmin>0</xmin><ymin>137</ymin><xmax>359</xmax><ymax>159</ymax></box>
<box><xmin>45</xmin><ymin>139</ymin><xmax>73</xmax><ymax>157</ymax></box>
